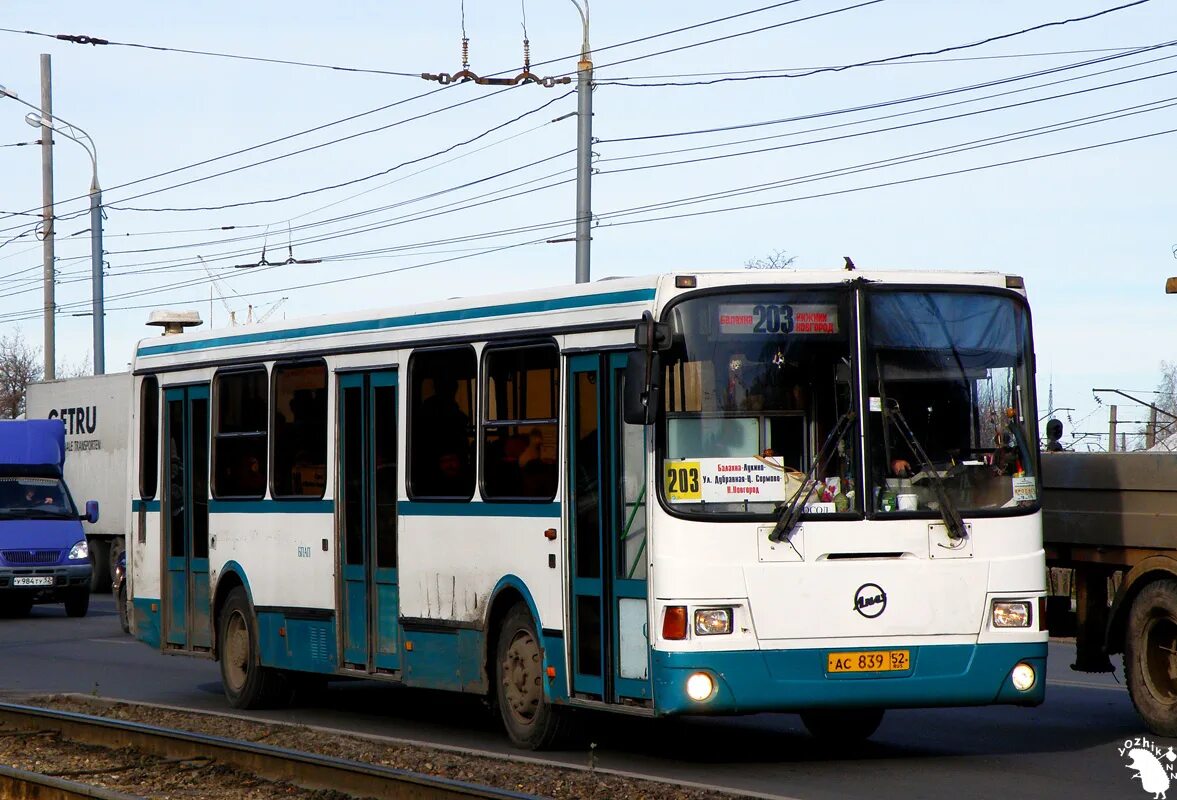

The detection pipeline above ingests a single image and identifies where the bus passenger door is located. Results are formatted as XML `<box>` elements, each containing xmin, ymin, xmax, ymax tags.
<box><xmin>337</xmin><ymin>370</ymin><xmax>401</xmax><ymax>673</ymax></box>
<box><xmin>162</xmin><ymin>384</ymin><xmax>212</xmax><ymax>653</ymax></box>
<box><xmin>567</xmin><ymin>353</ymin><xmax>651</xmax><ymax>704</ymax></box>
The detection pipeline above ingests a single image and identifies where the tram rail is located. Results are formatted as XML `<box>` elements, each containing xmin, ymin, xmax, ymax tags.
<box><xmin>0</xmin><ymin>702</ymin><xmax>539</xmax><ymax>800</ymax></box>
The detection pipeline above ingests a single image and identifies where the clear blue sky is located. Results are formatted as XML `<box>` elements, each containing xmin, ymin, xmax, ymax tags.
<box><xmin>2</xmin><ymin>0</ymin><xmax>1174</xmax><ymax>447</ymax></box>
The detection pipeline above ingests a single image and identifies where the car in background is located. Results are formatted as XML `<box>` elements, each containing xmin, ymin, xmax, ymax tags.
<box><xmin>112</xmin><ymin>548</ymin><xmax>129</xmax><ymax>634</ymax></box>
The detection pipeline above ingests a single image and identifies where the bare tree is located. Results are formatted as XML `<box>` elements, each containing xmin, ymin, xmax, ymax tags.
<box><xmin>0</xmin><ymin>330</ymin><xmax>43</xmax><ymax>419</ymax></box>
<box><xmin>744</xmin><ymin>249</ymin><xmax>796</xmax><ymax>270</ymax></box>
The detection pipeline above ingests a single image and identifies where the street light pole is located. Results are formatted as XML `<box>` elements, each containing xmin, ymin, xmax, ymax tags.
<box><xmin>571</xmin><ymin>1</ymin><xmax>592</xmax><ymax>284</ymax></box>
<box><xmin>4</xmin><ymin>63</ymin><xmax>105</xmax><ymax>375</ymax></box>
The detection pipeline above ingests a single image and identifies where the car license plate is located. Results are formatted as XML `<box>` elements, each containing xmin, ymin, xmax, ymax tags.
<box><xmin>827</xmin><ymin>649</ymin><xmax>910</xmax><ymax>673</ymax></box>
<box><xmin>12</xmin><ymin>576</ymin><xmax>54</xmax><ymax>587</ymax></box>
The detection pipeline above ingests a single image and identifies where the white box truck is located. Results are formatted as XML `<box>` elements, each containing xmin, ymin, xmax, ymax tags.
<box><xmin>26</xmin><ymin>373</ymin><xmax>132</xmax><ymax>592</ymax></box>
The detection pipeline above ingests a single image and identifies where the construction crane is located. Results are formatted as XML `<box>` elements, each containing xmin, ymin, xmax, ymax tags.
<box><xmin>248</xmin><ymin>297</ymin><xmax>289</xmax><ymax>325</ymax></box>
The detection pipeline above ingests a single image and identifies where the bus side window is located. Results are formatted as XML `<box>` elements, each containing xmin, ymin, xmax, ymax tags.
<box><xmin>409</xmin><ymin>347</ymin><xmax>477</xmax><ymax>500</ymax></box>
<box><xmin>482</xmin><ymin>344</ymin><xmax>558</xmax><ymax>502</ymax></box>
<box><xmin>272</xmin><ymin>362</ymin><xmax>328</xmax><ymax>498</ymax></box>
<box><xmin>213</xmin><ymin>368</ymin><xmax>269</xmax><ymax>499</ymax></box>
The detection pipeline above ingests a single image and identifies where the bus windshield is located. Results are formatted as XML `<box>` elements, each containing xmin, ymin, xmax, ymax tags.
<box><xmin>658</xmin><ymin>289</ymin><xmax>857</xmax><ymax>516</ymax></box>
<box><xmin>863</xmin><ymin>289</ymin><xmax>1037</xmax><ymax>515</ymax></box>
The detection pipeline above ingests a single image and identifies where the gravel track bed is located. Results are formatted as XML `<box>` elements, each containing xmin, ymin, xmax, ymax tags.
<box><xmin>4</xmin><ymin>695</ymin><xmax>739</xmax><ymax>800</ymax></box>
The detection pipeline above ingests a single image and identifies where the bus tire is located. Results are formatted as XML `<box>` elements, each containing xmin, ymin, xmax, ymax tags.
<box><xmin>218</xmin><ymin>587</ymin><xmax>290</xmax><ymax>709</ymax></box>
<box><xmin>64</xmin><ymin>588</ymin><xmax>90</xmax><ymax>618</ymax></box>
<box><xmin>1125</xmin><ymin>579</ymin><xmax>1177</xmax><ymax>737</ymax></box>
<box><xmin>800</xmin><ymin>708</ymin><xmax>885</xmax><ymax>742</ymax></box>
<box><xmin>494</xmin><ymin>604</ymin><xmax>569</xmax><ymax>750</ymax></box>
<box><xmin>89</xmin><ymin>539</ymin><xmax>110</xmax><ymax>594</ymax></box>
<box><xmin>117</xmin><ymin>580</ymin><xmax>130</xmax><ymax>634</ymax></box>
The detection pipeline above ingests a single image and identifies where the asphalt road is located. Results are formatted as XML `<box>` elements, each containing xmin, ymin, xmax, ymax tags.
<box><xmin>0</xmin><ymin>597</ymin><xmax>1159</xmax><ymax>800</ymax></box>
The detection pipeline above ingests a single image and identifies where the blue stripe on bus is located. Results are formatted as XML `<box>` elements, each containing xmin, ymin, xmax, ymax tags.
<box><xmin>398</xmin><ymin>501</ymin><xmax>561</xmax><ymax>518</ymax></box>
<box><xmin>209</xmin><ymin>499</ymin><xmax>334</xmax><ymax>514</ymax></box>
<box><xmin>132</xmin><ymin>499</ymin><xmax>333</xmax><ymax>514</ymax></box>
<box><xmin>136</xmin><ymin>288</ymin><xmax>657</xmax><ymax>357</ymax></box>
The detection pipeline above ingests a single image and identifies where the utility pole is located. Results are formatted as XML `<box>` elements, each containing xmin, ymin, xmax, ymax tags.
<box><xmin>90</xmin><ymin>166</ymin><xmax>104</xmax><ymax>374</ymax></box>
<box><xmin>39</xmin><ymin>53</ymin><xmax>55</xmax><ymax>380</ymax></box>
<box><xmin>1108</xmin><ymin>405</ymin><xmax>1118</xmax><ymax>452</ymax></box>
<box><xmin>574</xmin><ymin>6</ymin><xmax>593</xmax><ymax>284</ymax></box>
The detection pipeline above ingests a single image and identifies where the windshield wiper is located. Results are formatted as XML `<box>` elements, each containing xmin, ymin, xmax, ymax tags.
<box><xmin>768</xmin><ymin>409</ymin><xmax>856</xmax><ymax>543</ymax></box>
<box><xmin>883</xmin><ymin>399</ymin><xmax>968</xmax><ymax>541</ymax></box>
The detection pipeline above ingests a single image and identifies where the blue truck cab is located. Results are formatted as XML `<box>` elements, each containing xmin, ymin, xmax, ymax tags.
<box><xmin>0</xmin><ymin>420</ymin><xmax>98</xmax><ymax>618</ymax></box>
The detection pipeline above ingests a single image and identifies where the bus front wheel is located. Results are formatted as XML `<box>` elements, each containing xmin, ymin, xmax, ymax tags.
<box><xmin>800</xmin><ymin>708</ymin><xmax>885</xmax><ymax>742</ymax></box>
<box><xmin>1126</xmin><ymin>579</ymin><xmax>1177</xmax><ymax>737</ymax></box>
<box><xmin>218</xmin><ymin>587</ymin><xmax>290</xmax><ymax>709</ymax></box>
<box><xmin>494</xmin><ymin>604</ymin><xmax>570</xmax><ymax>750</ymax></box>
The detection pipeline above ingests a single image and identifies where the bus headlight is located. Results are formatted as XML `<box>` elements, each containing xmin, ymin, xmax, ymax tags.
<box><xmin>694</xmin><ymin>608</ymin><xmax>733</xmax><ymax>636</ymax></box>
<box><xmin>686</xmin><ymin>672</ymin><xmax>716</xmax><ymax>702</ymax></box>
<box><xmin>68</xmin><ymin>540</ymin><xmax>89</xmax><ymax>562</ymax></box>
<box><xmin>992</xmin><ymin>600</ymin><xmax>1032</xmax><ymax>628</ymax></box>
<box><xmin>1011</xmin><ymin>662</ymin><xmax>1036</xmax><ymax>691</ymax></box>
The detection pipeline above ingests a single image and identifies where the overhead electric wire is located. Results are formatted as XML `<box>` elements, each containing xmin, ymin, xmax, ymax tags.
<box><xmin>107</xmin><ymin>89</ymin><xmax>574</xmax><ymax>212</ymax></box>
<box><xmin>593</xmin><ymin>125</ymin><xmax>1177</xmax><ymax>233</ymax></box>
<box><xmin>599</xmin><ymin>48</ymin><xmax>1177</xmax><ymax>164</ymax></box>
<box><xmin>596</xmin><ymin>0</ymin><xmax>1155</xmax><ymax>85</ymax></box>
<box><xmin>601</xmin><ymin>39</ymin><xmax>1177</xmax><ymax>143</ymax></box>
<box><xmin>598</xmin><ymin>46</ymin><xmax>1152</xmax><ymax>80</ymax></box>
<box><xmin>597</xmin><ymin>63</ymin><xmax>1177</xmax><ymax>174</ymax></box>
<box><xmin>103</xmin><ymin>148</ymin><xmax>577</xmax><ymax>258</ymax></box>
<box><xmin>0</xmin><ymin>0</ymin><xmax>826</xmax><ymax>228</ymax></box>
<box><xmin>591</xmin><ymin>100</ymin><xmax>1177</xmax><ymax>224</ymax></box>
<box><xmin>0</xmin><ymin>26</ymin><xmax>421</xmax><ymax>77</ymax></box>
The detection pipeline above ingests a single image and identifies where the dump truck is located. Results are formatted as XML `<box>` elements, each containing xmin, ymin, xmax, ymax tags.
<box><xmin>25</xmin><ymin>373</ymin><xmax>132</xmax><ymax>592</ymax></box>
<box><xmin>1042</xmin><ymin>450</ymin><xmax>1177</xmax><ymax>735</ymax></box>
<box><xmin>0</xmin><ymin>419</ymin><xmax>99</xmax><ymax>616</ymax></box>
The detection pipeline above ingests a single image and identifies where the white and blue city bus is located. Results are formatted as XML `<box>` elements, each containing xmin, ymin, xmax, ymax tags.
<box><xmin>126</xmin><ymin>270</ymin><xmax>1047</xmax><ymax>748</ymax></box>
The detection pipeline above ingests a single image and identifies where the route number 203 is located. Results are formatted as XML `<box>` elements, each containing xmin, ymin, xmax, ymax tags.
<box><xmin>752</xmin><ymin>303</ymin><xmax>794</xmax><ymax>334</ymax></box>
<box><xmin>665</xmin><ymin>462</ymin><xmax>702</xmax><ymax>502</ymax></box>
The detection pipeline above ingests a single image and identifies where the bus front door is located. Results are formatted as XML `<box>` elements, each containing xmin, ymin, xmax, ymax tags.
<box><xmin>568</xmin><ymin>353</ymin><xmax>651</xmax><ymax>704</ymax></box>
<box><xmin>337</xmin><ymin>370</ymin><xmax>401</xmax><ymax>674</ymax></box>
<box><xmin>162</xmin><ymin>384</ymin><xmax>212</xmax><ymax>653</ymax></box>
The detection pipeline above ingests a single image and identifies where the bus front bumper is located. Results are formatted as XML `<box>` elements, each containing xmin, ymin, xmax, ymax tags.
<box><xmin>652</xmin><ymin>642</ymin><xmax>1047</xmax><ymax>715</ymax></box>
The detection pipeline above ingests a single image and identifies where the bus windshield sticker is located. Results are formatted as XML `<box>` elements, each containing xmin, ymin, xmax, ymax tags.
<box><xmin>664</xmin><ymin>456</ymin><xmax>804</xmax><ymax>504</ymax></box>
<box><xmin>1012</xmin><ymin>475</ymin><xmax>1037</xmax><ymax>502</ymax></box>
<box><xmin>717</xmin><ymin>304</ymin><xmax>839</xmax><ymax>335</ymax></box>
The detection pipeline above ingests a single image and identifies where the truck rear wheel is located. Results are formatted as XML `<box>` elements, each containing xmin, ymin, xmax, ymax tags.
<box><xmin>89</xmin><ymin>538</ymin><xmax>110</xmax><ymax>594</ymax></box>
<box><xmin>1126</xmin><ymin>579</ymin><xmax>1177</xmax><ymax>736</ymax></box>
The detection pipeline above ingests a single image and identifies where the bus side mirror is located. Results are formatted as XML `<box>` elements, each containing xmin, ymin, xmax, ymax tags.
<box><xmin>624</xmin><ymin>350</ymin><xmax>661</xmax><ymax>425</ymax></box>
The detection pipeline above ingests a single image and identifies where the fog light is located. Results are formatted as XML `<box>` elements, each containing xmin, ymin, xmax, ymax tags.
<box><xmin>686</xmin><ymin>672</ymin><xmax>715</xmax><ymax>702</ymax></box>
<box><xmin>694</xmin><ymin>608</ymin><xmax>732</xmax><ymax>636</ymax></box>
<box><xmin>1011</xmin><ymin>662</ymin><xmax>1036</xmax><ymax>692</ymax></box>
<box><xmin>992</xmin><ymin>600</ymin><xmax>1032</xmax><ymax>628</ymax></box>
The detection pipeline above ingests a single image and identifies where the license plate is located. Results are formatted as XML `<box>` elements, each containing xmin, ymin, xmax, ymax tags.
<box><xmin>827</xmin><ymin>649</ymin><xmax>910</xmax><ymax>673</ymax></box>
<box><xmin>12</xmin><ymin>576</ymin><xmax>54</xmax><ymax>587</ymax></box>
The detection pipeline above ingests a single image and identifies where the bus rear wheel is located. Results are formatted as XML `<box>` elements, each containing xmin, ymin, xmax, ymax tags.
<box><xmin>218</xmin><ymin>587</ymin><xmax>290</xmax><ymax>709</ymax></box>
<box><xmin>1126</xmin><ymin>579</ymin><xmax>1177</xmax><ymax>737</ymax></box>
<box><xmin>800</xmin><ymin>708</ymin><xmax>885</xmax><ymax>742</ymax></box>
<box><xmin>494</xmin><ymin>604</ymin><xmax>569</xmax><ymax>750</ymax></box>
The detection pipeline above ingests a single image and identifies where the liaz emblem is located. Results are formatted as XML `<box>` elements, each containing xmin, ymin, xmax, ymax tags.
<box><xmin>853</xmin><ymin>583</ymin><xmax>887</xmax><ymax>618</ymax></box>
